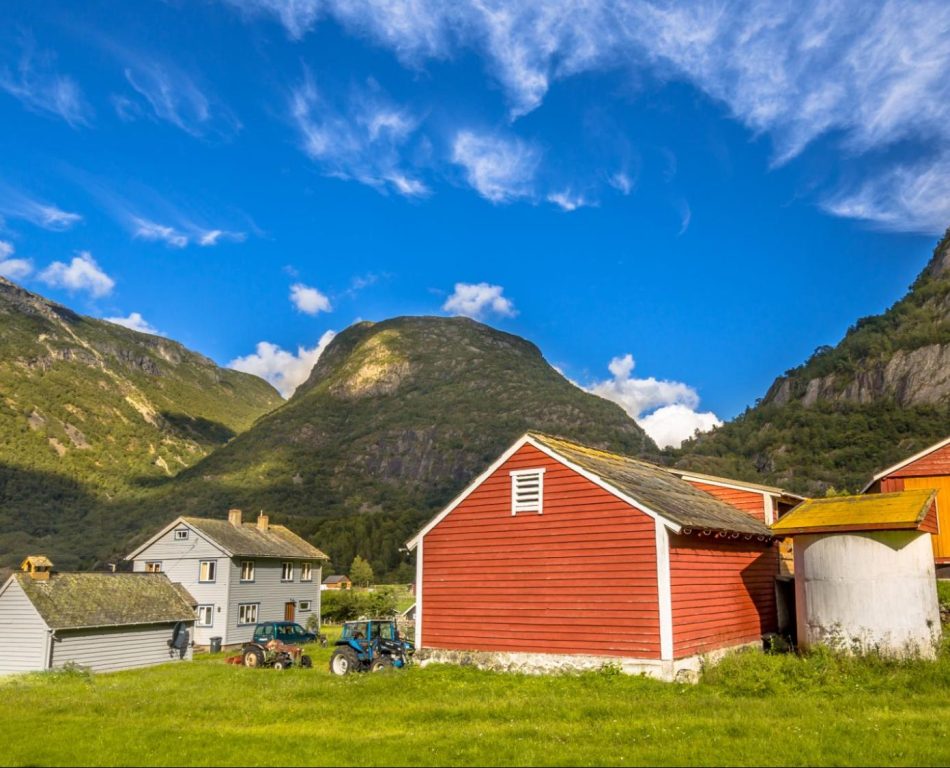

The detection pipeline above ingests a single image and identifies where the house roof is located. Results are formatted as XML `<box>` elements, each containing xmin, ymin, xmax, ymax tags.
<box><xmin>323</xmin><ymin>575</ymin><xmax>351</xmax><ymax>584</ymax></box>
<box><xmin>664</xmin><ymin>467</ymin><xmax>805</xmax><ymax>502</ymax></box>
<box><xmin>860</xmin><ymin>436</ymin><xmax>950</xmax><ymax>492</ymax></box>
<box><xmin>770</xmin><ymin>489</ymin><xmax>938</xmax><ymax>536</ymax></box>
<box><xmin>127</xmin><ymin>516</ymin><xmax>329</xmax><ymax>561</ymax></box>
<box><xmin>14</xmin><ymin>572</ymin><xmax>197</xmax><ymax>631</ymax></box>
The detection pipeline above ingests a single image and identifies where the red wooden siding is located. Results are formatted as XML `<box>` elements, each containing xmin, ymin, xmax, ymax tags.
<box><xmin>889</xmin><ymin>443</ymin><xmax>950</xmax><ymax>478</ymax></box>
<box><xmin>688</xmin><ymin>482</ymin><xmax>767</xmax><ymax>522</ymax></box>
<box><xmin>669</xmin><ymin>533</ymin><xmax>777</xmax><ymax>658</ymax></box>
<box><xmin>880</xmin><ymin>477</ymin><xmax>905</xmax><ymax>493</ymax></box>
<box><xmin>422</xmin><ymin>443</ymin><xmax>662</xmax><ymax>658</ymax></box>
<box><xmin>920</xmin><ymin>500</ymin><xmax>940</xmax><ymax>535</ymax></box>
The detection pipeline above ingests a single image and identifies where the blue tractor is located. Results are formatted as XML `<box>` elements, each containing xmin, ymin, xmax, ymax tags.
<box><xmin>328</xmin><ymin>619</ymin><xmax>414</xmax><ymax>675</ymax></box>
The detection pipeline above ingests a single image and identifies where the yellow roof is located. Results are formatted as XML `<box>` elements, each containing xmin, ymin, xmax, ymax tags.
<box><xmin>770</xmin><ymin>489</ymin><xmax>937</xmax><ymax>535</ymax></box>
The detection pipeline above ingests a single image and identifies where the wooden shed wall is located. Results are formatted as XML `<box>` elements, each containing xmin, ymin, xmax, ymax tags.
<box><xmin>669</xmin><ymin>534</ymin><xmax>777</xmax><ymax>658</ymax></box>
<box><xmin>421</xmin><ymin>443</ymin><xmax>662</xmax><ymax>658</ymax></box>
<box><xmin>687</xmin><ymin>482</ymin><xmax>767</xmax><ymax>522</ymax></box>
<box><xmin>0</xmin><ymin>578</ymin><xmax>49</xmax><ymax>674</ymax></box>
<box><xmin>51</xmin><ymin>623</ymin><xmax>193</xmax><ymax>673</ymax></box>
<box><xmin>879</xmin><ymin>444</ymin><xmax>950</xmax><ymax>561</ymax></box>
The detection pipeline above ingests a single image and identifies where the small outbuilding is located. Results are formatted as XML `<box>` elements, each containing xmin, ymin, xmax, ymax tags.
<box><xmin>0</xmin><ymin>558</ymin><xmax>197</xmax><ymax>675</ymax></box>
<box><xmin>322</xmin><ymin>575</ymin><xmax>352</xmax><ymax>591</ymax></box>
<box><xmin>771</xmin><ymin>490</ymin><xmax>942</xmax><ymax>658</ymax></box>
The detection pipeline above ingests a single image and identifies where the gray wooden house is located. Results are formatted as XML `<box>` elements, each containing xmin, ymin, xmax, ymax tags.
<box><xmin>0</xmin><ymin>559</ymin><xmax>196</xmax><ymax>675</ymax></box>
<box><xmin>127</xmin><ymin>510</ymin><xmax>328</xmax><ymax>647</ymax></box>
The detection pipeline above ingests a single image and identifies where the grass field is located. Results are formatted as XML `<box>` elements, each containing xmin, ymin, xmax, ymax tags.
<box><xmin>3</xmin><ymin>623</ymin><xmax>950</xmax><ymax>767</ymax></box>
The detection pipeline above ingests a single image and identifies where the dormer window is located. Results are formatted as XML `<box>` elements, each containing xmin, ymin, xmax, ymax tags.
<box><xmin>510</xmin><ymin>469</ymin><xmax>545</xmax><ymax>515</ymax></box>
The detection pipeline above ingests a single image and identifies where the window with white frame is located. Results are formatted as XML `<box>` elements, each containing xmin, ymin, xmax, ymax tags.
<box><xmin>281</xmin><ymin>562</ymin><xmax>294</xmax><ymax>581</ymax></box>
<box><xmin>240</xmin><ymin>560</ymin><xmax>255</xmax><ymax>582</ymax></box>
<box><xmin>174</xmin><ymin>529</ymin><xmax>189</xmax><ymax>541</ymax></box>
<box><xmin>299</xmin><ymin>600</ymin><xmax>312</xmax><ymax>612</ymax></box>
<box><xmin>196</xmin><ymin>605</ymin><xmax>214</xmax><ymax>627</ymax></box>
<box><xmin>300</xmin><ymin>562</ymin><xmax>312</xmax><ymax>582</ymax></box>
<box><xmin>199</xmin><ymin>560</ymin><xmax>217</xmax><ymax>582</ymax></box>
<box><xmin>145</xmin><ymin>561</ymin><xmax>162</xmax><ymax>573</ymax></box>
<box><xmin>510</xmin><ymin>468</ymin><xmax>545</xmax><ymax>514</ymax></box>
<box><xmin>238</xmin><ymin>603</ymin><xmax>258</xmax><ymax>625</ymax></box>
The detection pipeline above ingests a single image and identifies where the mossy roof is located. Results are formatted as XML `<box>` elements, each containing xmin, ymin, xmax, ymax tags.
<box><xmin>770</xmin><ymin>489</ymin><xmax>938</xmax><ymax>535</ymax></box>
<box><xmin>16</xmin><ymin>572</ymin><xmax>197</xmax><ymax>630</ymax></box>
<box><xmin>529</xmin><ymin>433</ymin><xmax>773</xmax><ymax>536</ymax></box>
<box><xmin>182</xmin><ymin>518</ymin><xmax>328</xmax><ymax>560</ymax></box>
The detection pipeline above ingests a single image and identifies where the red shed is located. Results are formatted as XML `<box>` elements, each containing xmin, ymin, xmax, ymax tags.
<box><xmin>407</xmin><ymin>433</ymin><xmax>779</xmax><ymax>680</ymax></box>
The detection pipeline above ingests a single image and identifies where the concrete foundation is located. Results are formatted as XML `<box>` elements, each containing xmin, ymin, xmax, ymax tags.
<box><xmin>794</xmin><ymin>530</ymin><xmax>941</xmax><ymax>658</ymax></box>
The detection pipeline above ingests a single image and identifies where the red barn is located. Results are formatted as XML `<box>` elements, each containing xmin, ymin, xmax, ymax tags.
<box><xmin>862</xmin><ymin>437</ymin><xmax>950</xmax><ymax>563</ymax></box>
<box><xmin>407</xmin><ymin>433</ymin><xmax>780</xmax><ymax>680</ymax></box>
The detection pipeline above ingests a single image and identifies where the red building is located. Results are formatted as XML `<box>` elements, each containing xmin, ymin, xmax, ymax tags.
<box><xmin>407</xmin><ymin>433</ymin><xmax>780</xmax><ymax>680</ymax></box>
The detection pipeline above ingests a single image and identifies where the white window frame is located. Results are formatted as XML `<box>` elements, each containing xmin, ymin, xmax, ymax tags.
<box><xmin>281</xmin><ymin>562</ymin><xmax>294</xmax><ymax>582</ymax></box>
<box><xmin>198</xmin><ymin>560</ymin><xmax>217</xmax><ymax>583</ymax></box>
<box><xmin>300</xmin><ymin>562</ymin><xmax>312</xmax><ymax>582</ymax></box>
<box><xmin>510</xmin><ymin>468</ymin><xmax>545</xmax><ymax>515</ymax></box>
<box><xmin>144</xmin><ymin>561</ymin><xmax>162</xmax><ymax>573</ymax></box>
<box><xmin>238</xmin><ymin>603</ymin><xmax>259</xmax><ymax>625</ymax></box>
<box><xmin>299</xmin><ymin>600</ymin><xmax>312</xmax><ymax>612</ymax></box>
<box><xmin>240</xmin><ymin>560</ymin><xmax>255</xmax><ymax>582</ymax></box>
<box><xmin>196</xmin><ymin>605</ymin><xmax>214</xmax><ymax>627</ymax></box>
<box><xmin>174</xmin><ymin>529</ymin><xmax>189</xmax><ymax>541</ymax></box>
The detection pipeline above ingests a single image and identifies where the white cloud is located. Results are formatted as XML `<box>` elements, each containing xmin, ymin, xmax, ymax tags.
<box><xmin>443</xmin><ymin>282</ymin><xmax>517</xmax><ymax>319</ymax></box>
<box><xmin>0</xmin><ymin>40</ymin><xmax>91</xmax><ymax>127</ymax></box>
<box><xmin>0</xmin><ymin>185</ymin><xmax>82</xmax><ymax>231</ymax></box>
<box><xmin>0</xmin><ymin>240</ymin><xmax>33</xmax><ymax>280</ymax></box>
<box><xmin>129</xmin><ymin>215</ymin><xmax>246</xmax><ymax>248</ymax></box>
<box><xmin>547</xmin><ymin>190</ymin><xmax>591</xmax><ymax>212</ymax></box>
<box><xmin>609</xmin><ymin>172</ymin><xmax>634</xmax><ymax>195</ymax></box>
<box><xmin>290</xmin><ymin>283</ymin><xmax>332</xmax><ymax>315</ymax></box>
<box><xmin>39</xmin><ymin>251</ymin><xmax>115</xmax><ymax>298</ymax></box>
<box><xmin>103</xmin><ymin>312</ymin><xmax>161</xmax><ymax>336</ymax></box>
<box><xmin>0</xmin><ymin>242</ymin><xmax>11</xmax><ymax>259</ymax></box>
<box><xmin>586</xmin><ymin>354</ymin><xmax>720</xmax><ymax>448</ymax></box>
<box><xmin>452</xmin><ymin>130</ymin><xmax>539</xmax><ymax>203</ymax></box>
<box><xmin>132</xmin><ymin>217</ymin><xmax>189</xmax><ymax>248</ymax></box>
<box><xmin>229</xmin><ymin>330</ymin><xmax>337</xmax><ymax>398</ymax></box>
<box><xmin>223</xmin><ymin>0</ymin><xmax>322</xmax><ymax>40</ymax></box>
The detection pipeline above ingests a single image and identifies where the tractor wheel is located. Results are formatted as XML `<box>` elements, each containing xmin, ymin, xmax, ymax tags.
<box><xmin>273</xmin><ymin>659</ymin><xmax>288</xmax><ymax>671</ymax></box>
<box><xmin>370</xmin><ymin>656</ymin><xmax>394</xmax><ymax>673</ymax></box>
<box><xmin>300</xmin><ymin>655</ymin><xmax>313</xmax><ymax>669</ymax></box>
<box><xmin>242</xmin><ymin>646</ymin><xmax>264</xmax><ymax>668</ymax></box>
<box><xmin>329</xmin><ymin>647</ymin><xmax>359</xmax><ymax>676</ymax></box>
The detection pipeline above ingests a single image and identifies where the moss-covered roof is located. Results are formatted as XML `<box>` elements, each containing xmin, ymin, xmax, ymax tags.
<box><xmin>530</xmin><ymin>433</ymin><xmax>773</xmax><ymax>536</ymax></box>
<box><xmin>770</xmin><ymin>489</ymin><xmax>938</xmax><ymax>535</ymax></box>
<box><xmin>16</xmin><ymin>572</ymin><xmax>197</xmax><ymax>630</ymax></box>
<box><xmin>182</xmin><ymin>518</ymin><xmax>328</xmax><ymax>560</ymax></box>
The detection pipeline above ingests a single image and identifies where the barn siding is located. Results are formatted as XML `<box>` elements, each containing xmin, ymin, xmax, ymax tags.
<box><xmin>50</xmin><ymin>623</ymin><xmax>193</xmax><ymax>673</ymax></box>
<box><xmin>890</xmin><ymin>443</ymin><xmax>950</xmax><ymax>478</ymax></box>
<box><xmin>225</xmin><ymin>560</ymin><xmax>322</xmax><ymax>645</ymax></box>
<box><xmin>669</xmin><ymin>534</ymin><xmax>778</xmax><ymax>658</ymax></box>
<box><xmin>422</xmin><ymin>443</ymin><xmax>662</xmax><ymax>658</ymax></box>
<box><xmin>687</xmin><ymin>482</ymin><xmax>768</xmax><ymax>522</ymax></box>
<box><xmin>0</xmin><ymin>578</ymin><xmax>50</xmax><ymax>674</ymax></box>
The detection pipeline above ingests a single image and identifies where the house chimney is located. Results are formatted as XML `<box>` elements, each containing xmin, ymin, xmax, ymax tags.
<box><xmin>228</xmin><ymin>509</ymin><xmax>242</xmax><ymax>527</ymax></box>
<box><xmin>20</xmin><ymin>555</ymin><xmax>53</xmax><ymax>581</ymax></box>
<box><xmin>257</xmin><ymin>512</ymin><xmax>269</xmax><ymax>532</ymax></box>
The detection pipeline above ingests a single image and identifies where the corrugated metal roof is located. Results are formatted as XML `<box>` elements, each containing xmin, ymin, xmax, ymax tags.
<box><xmin>529</xmin><ymin>433</ymin><xmax>773</xmax><ymax>536</ymax></box>
<box><xmin>770</xmin><ymin>489</ymin><xmax>938</xmax><ymax>535</ymax></box>
<box><xmin>183</xmin><ymin>517</ymin><xmax>329</xmax><ymax>560</ymax></box>
<box><xmin>16</xmin><ymin>572</ymin><xmax>197</xmax><ymax>630</ymax></box>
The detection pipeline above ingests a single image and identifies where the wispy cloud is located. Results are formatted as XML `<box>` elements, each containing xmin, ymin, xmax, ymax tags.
<box><xmin>547</xmin><ymin>189</ymin><xmax>591</xmax><ymax>212</ymax></box>
<box><xmin>0</xmin><ymin>38</ymin><xmax>91</xmax><ymax>127</ymax></box>
<box><xmin>0</xmin><ymin>240</ymin><xmax>33</xmax><ymax>281</ymax></box>
<box><xmin>290</xmin><ymin>283</ymin><xmax>332</xmax><ymax>315</ymax></box>
<box><xmin>0</xmin><ymin>185</ymin><xmax>82</xmax><ymax>231</ymax></box>
<box><xmin>229</xmin><ymin>330</ymin><xmax>337</xmax><ymax>398</ymax></box>
<box><xmin>103</xmin><ymin>312</ymin><xmax>162</xmax><ymax>336</ymax></box>
<box><xmin>132</xmin><ymin>217</ymin><xmax>189</xmax><ymax>248</ymax></box>
<box><xmin>443</xmin><ymin>282</ymin><xmax>517</xmax><ymax>319</ymax></box>
<box><xmin>451</xmin><ymin>130</ymin><xmax>539</xmax><ymax>203</ymax></box>
<box><xmin>38</xmin><ymin>251</ymin><xmax>115</xmax><ymax>298</ymax></box>
<box><xmin>290</xmin><ymin>72</ymin><xmax>428</xmax><ymax>197</ymax></box>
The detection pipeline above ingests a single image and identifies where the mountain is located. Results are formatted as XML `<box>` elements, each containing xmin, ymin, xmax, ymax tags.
<box><xmin>672</xmin><ymin>231</ymin><xmax>950</xmax><ymax>495</ymax></box>
<box><xmin>148</xmin><ymin>316</ymin><xmax>656</xmax><ymax>578</ymax></box>
<box><xmin>0</xmin><ymin>277</ymin><xmax>282</xmax><ymax>570</ymax></box>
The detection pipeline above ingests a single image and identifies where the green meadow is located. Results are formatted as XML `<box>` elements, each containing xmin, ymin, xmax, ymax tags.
<box><xmin>3</xmin><ymin>623</ymin><xmax>950</xmax><ymax>767</ymax></box>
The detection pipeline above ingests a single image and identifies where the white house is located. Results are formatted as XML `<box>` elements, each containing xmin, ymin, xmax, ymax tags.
<box><xmin>126</xmin><ymin>509</ymin><xmax>328</xmax><ymax>646</ymax></box>
<box><xmin>0</xmin><ymin>557</ymin><xmax>196</xmax><ymax>675</ymax></box>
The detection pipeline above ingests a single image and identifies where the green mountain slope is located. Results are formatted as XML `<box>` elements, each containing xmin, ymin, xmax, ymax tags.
<box><xmin>0</xmin><ymin>278</ymin><xmax>282</xmax><ymax>569</ymax></box>
<box><xmin>149</xmin><ymin>316</ymin><xmax>655</xmax><ymax>577</ymax></box>
<box><xmin>673</xmin><ymin>231</ymin><xmax>950</xmax><ymax>495</ymax></box>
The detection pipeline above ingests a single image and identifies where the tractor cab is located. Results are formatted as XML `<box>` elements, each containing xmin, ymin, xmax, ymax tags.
<box><xmin>330</xmin><ymin>619</ymin><xmax>413</xmax><ymax>675</ymax></box>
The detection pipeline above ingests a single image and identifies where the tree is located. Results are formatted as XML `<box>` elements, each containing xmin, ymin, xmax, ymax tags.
<box><xmin>349</xmin><ymin>555</ymin><xmax>374</xmax><ymax>587</ymax></box>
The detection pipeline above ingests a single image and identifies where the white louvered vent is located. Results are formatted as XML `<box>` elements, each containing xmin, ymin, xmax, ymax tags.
<box><xmin>510</xmin><ymin>469</ymin><xmax>545</xmax><ymax>515</ymax></box>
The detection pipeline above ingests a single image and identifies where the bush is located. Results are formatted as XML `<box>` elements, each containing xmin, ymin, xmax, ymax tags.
<box><xmin>321</xmin><ymin>589</ymin><xmax>398</xmax><ymax>622</ymax></box>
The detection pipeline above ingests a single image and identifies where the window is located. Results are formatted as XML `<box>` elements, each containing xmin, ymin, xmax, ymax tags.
<box><xmin>238</xmin><ymin>603</ymin><xmax>258</xmax><ymax>625</ymax></box>
<box><xmin>145</xmin><ymin>562</ymin><xmax>162</xmax><ymax>573</ymax></box>
<box><xmin>300</xmin><ymin>562</ymin><xmax>312</xmax><ymax>582</ymax></box>
<box><xmin>299</xmin><ymin>600</ymin><xmax>312</xmax><ymax>612</ymax></box>
<box><xmin>240</xmin><ymin>561</ymin><xmax>255</xmax><ymax>582</ymax></box>
<box><xmin>196</xmin><ymin>605</ymin><xmax>214</xmax><ymax>627</ymax></box>
<box><xmin>174</xmin><ymin>529</ymin><xmax>189</xmax><ymax>541</ymax></box>
<box><xmin>510</xmin><ymin>468</ymin><xmax>545</xmax><ymax>514</ymax></box>
<box><xmin>199</xmin><ymin>560</ymin><xmax>217</xmax><ymax>582</ymax></box>
<box><xmin>281</xmin><ymin>562</ymin><xmax>294</xmax><ymax>582</ymax></box>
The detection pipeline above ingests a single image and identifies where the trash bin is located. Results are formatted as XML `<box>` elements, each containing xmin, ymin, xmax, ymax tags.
<box><xmin>209</xmin><ymin>636</ymin><xmax>222</xmax><ymax>654</ymax></box>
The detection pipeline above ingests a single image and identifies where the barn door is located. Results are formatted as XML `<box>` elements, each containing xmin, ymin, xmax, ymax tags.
<box><xmin>284</xmin><ymin>602</ymin><xmax>295</xmax><ymax>622</ymax></box>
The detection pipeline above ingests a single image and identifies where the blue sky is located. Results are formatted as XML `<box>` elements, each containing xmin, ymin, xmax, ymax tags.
<box><xmin>1</xmin><ymin>1</ymin><xmax>947</xmax><ymax>448</ymax></box>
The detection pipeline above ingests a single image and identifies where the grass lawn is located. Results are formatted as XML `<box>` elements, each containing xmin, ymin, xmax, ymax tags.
<box><xmin>3</xmin><ymin>626</ymin><xmax>950</xmax><ymax>767</ymax></box>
